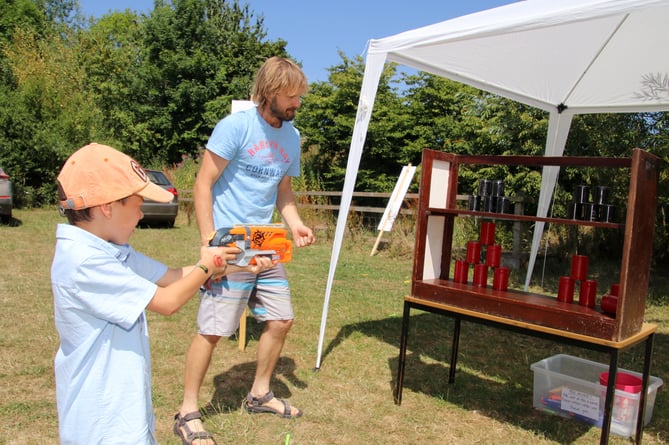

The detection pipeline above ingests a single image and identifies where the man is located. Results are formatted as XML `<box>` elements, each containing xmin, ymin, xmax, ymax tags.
<box><xmin>174</xmin><ymin>57</ymin><xmax>314</xmax><ymax>445</ymax></box>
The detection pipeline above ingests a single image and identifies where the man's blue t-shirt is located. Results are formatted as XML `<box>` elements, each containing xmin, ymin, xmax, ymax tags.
<box><xmin>206</xmin><ymin>107</ymin><xmax>301</xmax><ymax>227</ymax></box>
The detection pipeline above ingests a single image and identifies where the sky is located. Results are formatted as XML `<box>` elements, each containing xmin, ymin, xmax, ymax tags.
<box><xmin>78</xmin><ymin>0</ymin><xmax>517</xmax><ymax>83</ymax></box>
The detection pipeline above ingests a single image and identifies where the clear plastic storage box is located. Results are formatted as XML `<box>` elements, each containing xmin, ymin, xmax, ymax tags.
<box><xmin>530</xmin><ymin>354</ymin><xmax>663</xmax><ymax>437</ymax></box>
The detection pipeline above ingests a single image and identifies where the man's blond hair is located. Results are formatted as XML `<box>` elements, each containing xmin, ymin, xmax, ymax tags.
<box><xmin>251</xmin><ymin>56</ymin><xmax>308</xmax><ymax>108</ymax></box>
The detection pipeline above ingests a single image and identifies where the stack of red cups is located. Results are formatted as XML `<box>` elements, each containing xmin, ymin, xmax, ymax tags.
<box><xmin>454</xmin><ymin>221</ymin><xmax>509</xmax><ymax>290</ymax></box>
<box><xmin>557</xmin><ymin>254</ymin><xmax>597</xmax><ymax>308</ymax></box>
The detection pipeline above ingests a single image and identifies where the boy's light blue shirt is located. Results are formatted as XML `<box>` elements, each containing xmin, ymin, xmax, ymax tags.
<box><xmin>51</xmin><ymin>223</ymin><xmax>167</xmax><ymax>445</ymax></box>
<box><xmin>206</xmin><ymin>107</ymin><xmax>301</xmax><ymax>227</ymax></box>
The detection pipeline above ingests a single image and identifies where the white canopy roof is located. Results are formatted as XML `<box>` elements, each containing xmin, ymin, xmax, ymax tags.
<box><xmin>374</xmin><ymin>0</ymin><xmax>669</xmax><ymax>114</ymax></box>
<box><xmin>316</xmin><ymin>0</ymin><xmax>669</xmax><ymax>368</ymax></box>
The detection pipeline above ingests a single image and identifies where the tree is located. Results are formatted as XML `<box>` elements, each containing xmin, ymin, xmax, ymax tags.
<box><xmin>0</xmin><ymin>0</ymin><xmax>42</xmax><ymax>85</ymax></box>
<box><xmin>118</xmin><ymin>0</ymin><xmax>288</xmax><ymax>165</ymax></box>
<box><xmin>0</xmin><ymin>1</ymin><xmax>99</xmax><ymax>206</ymax></box>
<box><xmin>297</xmin><ymin>52</ymin><xmax>408</xmax><ymax>192</ymax></box>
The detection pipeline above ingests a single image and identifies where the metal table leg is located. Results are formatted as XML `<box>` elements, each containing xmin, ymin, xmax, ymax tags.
<box><xmin>600</xmin><ymin>350</ymin><xmax>619</xmax><ymax>445</ymax></box>
<box><xmin>634</xmin><ymin>332</ymin><xmax>655</xmax><ymax>444</ymax></box>
<box><xmin>448</xmin><ymin>318</ymin><xmax>461</xmax><ymax>384</ymax></box>
<box><xmin>394</xmin><ymin>300</ymin><xmax>412</xmax><ymax>405</ymax></box>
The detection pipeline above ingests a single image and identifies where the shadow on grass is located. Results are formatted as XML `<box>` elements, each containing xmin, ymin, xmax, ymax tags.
<box><xmin>203</xmin><ymin>356</ymin><xmax>308</xmax><ymax>416</ymax></box>
<box><xmin>0</xmin><ymin>216</ymin><xmax>22</xmax><ymax>227</ymax></box>
<box><xmin>322</xmin><ymin>312</ymin><xmax>668</xmax><ymax>443</ymax></box>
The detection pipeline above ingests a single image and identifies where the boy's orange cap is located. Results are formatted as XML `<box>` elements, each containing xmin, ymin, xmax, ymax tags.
<box><xmin>58</xmin><ymin>143</ymin><xmax>173</xmax><ymax>210</ymax></box>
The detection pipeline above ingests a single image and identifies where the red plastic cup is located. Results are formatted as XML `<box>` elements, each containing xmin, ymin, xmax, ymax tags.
<box><xmin>599</xmin><ymin>371</ymin><xmax>643</xmax><ymax>423</ymax></box>
<box><xmin>557</xmin><ymin>276</ymin><xmax>575</xmax><ymax>303</ymax></box>
<box><xmin>493</xmin><ymin>267</ymin><xmax>509</xmax><ymax>291</ymax></box>
<box><xmin>579</xmin><ymin>279</ymin><xmax>597</xmax><ymax>308</ymax></box>
<box><xmin>600</xmin><ymin>371</ymin><xmax>642</xmax><ymax>393</ymax></box>
<box><xmin>466</xmin><ymin>241</ymin><xmax>481</xmax><ymax>264</ymax></box>
<box><xmin>600</xmin><ymin>295</ymin><xmax>618</xmax><ymax>314</ymax></box>
<box><xmin>610</xmin><ymin>283</ymin><xmax>620</xmax><ymax>297</ymax></box>
<box><xmin>480</xmin><ymin>222</ymin><xmax>496</xmax><ymax>245</ymax></box>
<box><xmin>571</xmin><ymin>255</ymin><xmax>589</xmax><ymax>281</ymax></box>
<box><xmin>485</xmin><ymin>244</ymin><xmax>502</xmax><ymax>268</ymax></box>
<box><xmin>473</xmin><ymin>264</ymin><xmax>488</xmax><ymax>287</ymax></box>
<box><xmin>453</xmin><ymin>260</ymin><xmax>469</xmax><ymax>283</ymax></box>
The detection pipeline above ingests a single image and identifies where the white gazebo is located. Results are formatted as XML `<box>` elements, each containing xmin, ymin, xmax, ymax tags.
<box><xmin>316</xmin><ymin>0</ymin><xmax>669</xmax><ymax>368</ymax></box>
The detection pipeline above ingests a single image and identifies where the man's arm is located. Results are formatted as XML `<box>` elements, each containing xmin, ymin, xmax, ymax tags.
<box><xmin>276</xmin><ymin>175</ymin><xmax>315</xmax><ymax>248</ymax></box>
<box><xmin>193</xmin><ymin>149</ymin><xmax>229</xmax><ymax>246</ymax></box>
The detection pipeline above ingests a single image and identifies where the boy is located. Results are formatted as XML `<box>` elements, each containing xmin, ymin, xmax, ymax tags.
<box><xmin>51</xmin><ymin>143</ymin><xmax>274</xmax><ymax>444</ymax></box>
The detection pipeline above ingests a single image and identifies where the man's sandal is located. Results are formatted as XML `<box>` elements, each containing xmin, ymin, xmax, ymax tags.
<box><xmin>173</xmin><ymin>411</ymin><xmax>217</xmax><ymax>445</ymax></box>
<box><xmin>244</xmin><ymin>391</ymin><xmax>303</xmax><ymax>419</ymax></box>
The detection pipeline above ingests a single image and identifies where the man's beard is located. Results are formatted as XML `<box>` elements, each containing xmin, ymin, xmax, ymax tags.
<box><xmin>269</xmin><ymin>98</ymin><xmax>297</xmax><ymax>122</ymax></box>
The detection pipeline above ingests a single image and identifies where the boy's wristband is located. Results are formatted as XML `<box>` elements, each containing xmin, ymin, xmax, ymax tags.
<box><xmin>196</xmin><ymin>263</ymin><xmax>209</xmax><ymax>274</ymax></box>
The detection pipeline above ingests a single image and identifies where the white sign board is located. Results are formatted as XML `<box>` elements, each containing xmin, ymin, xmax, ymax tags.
<box><xmin>231</xmin><ymin>100</ymin><xmax>255</xmax><ymax>114</ymax></box>
<box><xmin>377</xmin><ymin>165</ymin><xmax>416</xmax><ymax>232</ymax></box>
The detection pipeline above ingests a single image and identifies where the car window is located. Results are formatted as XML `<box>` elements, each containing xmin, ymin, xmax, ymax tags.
<box><xmin>146</xmin><ymin>170</ymin><xmax>171</xmax><ymax>186</ymax></box>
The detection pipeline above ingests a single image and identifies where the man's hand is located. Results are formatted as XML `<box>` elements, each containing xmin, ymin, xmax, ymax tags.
<box><xmin>291</xmin><ymin>223</ymin><xmax>315</xmax><ymax>248</ymax></box>
<box><xmin>223</xmin><ymin>255</ymin><xmax>277</xmax><ymax>277</ymax></box>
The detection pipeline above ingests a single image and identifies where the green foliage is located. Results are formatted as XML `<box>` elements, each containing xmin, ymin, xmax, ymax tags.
<box><xmin>0</xmin><ymin>0</ymin><xmax>42</xmax><ymax>45</ymax></box>
<box><xmin>0</xmin><ymin>0</ymin><xmax>288</xmax><ymax>206</ymax></box>
<box><xmin>298</xmin><ymin>53</ymin><xmax>417</xmax><ymax>192</ymax></box>
<box><xmin>128</xmin><ymin>0</ymin><xmax>287</xmax><ymax>165</ymax></box>
<box><xmin>0</xmin><ymin>22</ymin><xmax>102</xmax><ymax>206</ymax></box>
<box><xmin>166</xmin><ymin>150</ymin><xmax>202</xmax><ymax>191</ymax></box>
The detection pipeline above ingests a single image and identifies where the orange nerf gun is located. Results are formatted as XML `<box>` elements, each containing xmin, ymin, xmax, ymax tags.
<box><xmin>208</xmin><ymin>224</ymin><xmax>292</xmax><ymax>266</ymax></box>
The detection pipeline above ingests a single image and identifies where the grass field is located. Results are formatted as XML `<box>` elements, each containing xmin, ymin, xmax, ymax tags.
<box><xmin>0</xmin><ymin>208</ymin><xmax>667</xmax><ymax>444</ymax></box>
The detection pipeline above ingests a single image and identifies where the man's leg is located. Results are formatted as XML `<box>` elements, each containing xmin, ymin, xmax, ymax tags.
<box><xmin>175</xmin><ymin>334</ymin><xmax>220</xmax><ymax>445</ymax></box>
<box><xmin>247</xmin><ymin>319</ymin><xmax>301</xmax><ymax>416</ymax></box>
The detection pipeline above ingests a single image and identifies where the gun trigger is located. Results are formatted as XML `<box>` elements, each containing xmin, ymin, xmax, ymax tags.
<box><xmin>207</xmin><ymin>230</ymin><xmax>217</xmax><ymax>243</ymax></box>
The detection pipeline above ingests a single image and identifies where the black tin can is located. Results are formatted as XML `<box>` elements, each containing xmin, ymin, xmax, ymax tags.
<box><xmin>478</xmin><ymin>179</ymin><xmax>492</xmax><ymax>197</ymax></box>
<box><xmin>491</xmin><ymin>179</ymin><xmax>505</xmax><ymax>197</ymax></box>
<box><xmin>469</xmin><ymin>195</ymin><xmax>482</xmax><ymax>211</ymax></box>
<box><xmin>573</xmin><ymin>185</ymin><xmax>591</xmax><ymax>203</ymax></box>
<box><xmin>593</xmin><ymin>186</ymin><xmax>610</xmax><ymax>205</ymax></box>
<box><xmin>496</xmin><ymin>196</ymin><xmax>511</xmax><ymax>214</ymax></box>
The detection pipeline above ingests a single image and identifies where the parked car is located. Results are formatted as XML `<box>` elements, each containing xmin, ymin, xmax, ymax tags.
<box><xmin>139</xmin><ymin>169</ymin><xmax>178</xmax><ymax>227</ymax></box>
<box><xmin>0</xmin><ymin>166</ymin><xmax>13</xmax><ymax>223</ymax></box>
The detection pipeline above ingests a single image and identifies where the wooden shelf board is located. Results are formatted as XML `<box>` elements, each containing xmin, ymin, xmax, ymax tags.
<box><xmin>426</xmin><ymin>208</ymin><xmax>624</xmax><ymax>229</ymax></box>
<box><xmin>412</xmin><ymin>279</ymin><xmax>618</xmax><ymax>340</ymax></box>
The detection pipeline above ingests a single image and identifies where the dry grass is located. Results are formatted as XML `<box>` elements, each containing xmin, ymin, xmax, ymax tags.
<box><xmin>0</xmin><ymin>208</ymin><xmax>667</xmax><ymax>444</ymax></box>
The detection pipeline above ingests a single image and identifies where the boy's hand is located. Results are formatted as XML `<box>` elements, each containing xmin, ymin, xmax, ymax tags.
<box><xmin>200</xmin><ymin>245</ymin><xmax>240</xmax><ymax>275</ymax></box>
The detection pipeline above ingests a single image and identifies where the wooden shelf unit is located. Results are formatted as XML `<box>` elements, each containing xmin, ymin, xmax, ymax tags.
<box><xmin>411</xmin><ymin>148</ymin><xmax>659</xmax><ymax>341</ymax></box>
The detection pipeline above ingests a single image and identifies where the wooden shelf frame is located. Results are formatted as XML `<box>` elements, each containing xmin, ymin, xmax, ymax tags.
<box><xmin>411</xmin><ymin>148</ymin><xmax>659</xmax><ymax>341</ymax></box>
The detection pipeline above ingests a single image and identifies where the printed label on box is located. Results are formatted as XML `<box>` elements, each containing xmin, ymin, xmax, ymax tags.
<box><xmin>561</xmin><ymin>387</ymin><xmax>600</xmax><ymax>420</ymax></box>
